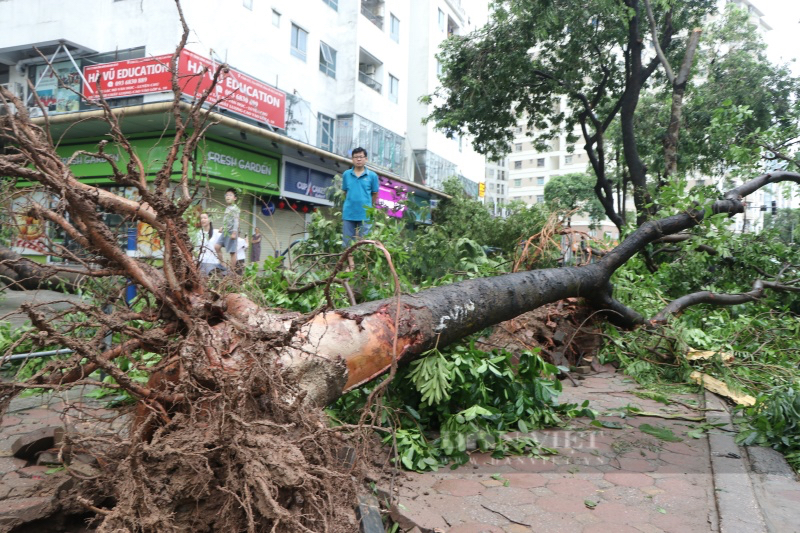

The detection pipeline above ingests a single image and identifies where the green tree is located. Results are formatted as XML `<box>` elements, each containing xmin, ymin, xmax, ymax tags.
<box><xmin>425</xmin><ymin>0</ymin><xmax>716</xmax><ymax>230</ymax></box>
<box><xmin>631</xmin><ymin>3</ymin><xmax>800</xmax><ymax>180</ymax></box>
<box><xmin>544</xmin><ymin>172</ymin><xmax>606</xmax><ymax>226</ymax></box>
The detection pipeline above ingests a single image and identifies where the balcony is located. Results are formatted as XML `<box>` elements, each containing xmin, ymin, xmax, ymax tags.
<box><xmin>358</xmin><ymin>70</ymin><xmax>382</xmax><ymax>93</ymax></box>
<box><xmin>361</xmin><ymin>1</ymin><xmax>384</xmax><ymax>29</ymax></box>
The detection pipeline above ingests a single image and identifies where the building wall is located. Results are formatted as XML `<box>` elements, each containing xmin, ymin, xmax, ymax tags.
<box><xmin>0</xmin><ymin>0</ymin><xmax>486</xmax><ymax>191</ymax></box>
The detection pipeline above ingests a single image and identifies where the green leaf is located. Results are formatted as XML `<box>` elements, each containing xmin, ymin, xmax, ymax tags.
<box><xmin>639</xmin><ymin>424</ymin><xmax>682</xmax><ymax>442</ymax></box>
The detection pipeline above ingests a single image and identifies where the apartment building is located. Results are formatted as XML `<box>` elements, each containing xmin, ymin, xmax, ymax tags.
<box><xmin>505</xmin><ymin>99</ymin><xmax>614</xmax><ymax>236</ymax></box>
<box><xmin>0</xmin><ymin>0</ymin><xmax>487</xmax><ymax>259</ymax></box>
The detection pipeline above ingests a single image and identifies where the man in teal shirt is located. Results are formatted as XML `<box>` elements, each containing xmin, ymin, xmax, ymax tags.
<box><xmin>341</xmin><ymin>147</ymin><xmax>379</xmax><ymax>248</ymax></box>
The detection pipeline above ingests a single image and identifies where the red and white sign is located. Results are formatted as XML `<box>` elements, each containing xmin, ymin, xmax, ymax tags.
<box><xmin>178</xmin><ymin>50</ymin><xmax>286</xmax><ymax>129</ymax></box>
<box><xmin>84</xmin><ymin>55</ymin><xmax>173</xmax><ymax>100</ymax></box>
<box><xmin>83</xmin><ymin>51</ymin><xmax>286</xmax><ymax>129</ymax></box>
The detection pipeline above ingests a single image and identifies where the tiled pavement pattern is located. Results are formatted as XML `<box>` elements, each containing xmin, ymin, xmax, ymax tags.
<box><xmin>391</xmin><ymin>370</ymin><xmax>800</xmax><ymax>533</ymax></box>
<box><xmin>0</xmin><ymin>388</ymin><xmax>127</xmax><ymax>531</ymax></box>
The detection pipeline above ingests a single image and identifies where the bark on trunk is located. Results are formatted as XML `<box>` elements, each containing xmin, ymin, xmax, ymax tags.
<box><xmin>0</xmin><ymin>245</ymin><xmax>87</xmax><ymax>292</ymax></box>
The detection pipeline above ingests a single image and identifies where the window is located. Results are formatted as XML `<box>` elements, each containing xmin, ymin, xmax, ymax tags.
<box><xmin>537</xmin><ymin>158</ymin><xmax>545</xmax><ymax>167</ymax></box>
<box><xmin>319</xmin><ymin>42</ymin><xmax>336</xmax><ymax>78</ymax></box>
<box><xmin>498</xmin><ymin>170</ymin><xmax>505</xmax><ymax>180</ymax></box>
<box><xmin>488</xmin><ymin>169</ymin><xmax>495</xmax><ymax>177</ymax></box>
<box><xmin>697</xmin><ymin>179</ymin><xmax>706</xmax><ymax>186</ymax></box>
<box><xmin>438</xmin><ymin>8</ymin><xmax>445</xmax><ymax>31</ymax></box>
<box><xmin>515</xmin><ymin>143</ymin><xmax>522</xmax><ymax>152</ymax></box>
<box><xmin>565</xmin><ymin>155</ymin><xmax>573</xmax><ymax>164</ymax></box>
<box><xmin>390</xmin><ymin>14</ymin><xmax>400</xmax><ymax>42</ymax></box>
<box><xmin>436</xmin><ymin>60</ymin><xmax>443</xmax><ymax>77</ymax></box>
<box><xmin>514</xmin><ymin>179</ymin><xmax>521</xmax><ymax>187</ymax></box>
<box><xmin>322</xmin><ymin>0</ymin><xmax>338</xmax><ymax>10</ymax></box>
<box><xmin>272</xmin><ymin>9</ymin><xmax>281</xmax><ymax>27</ymax></box>
<box><xmin>515</xmin><ymin>126</ymin><xmax>522</xmax><ymax>133</ymax></box>
<box><xmin>514</xmin><ymin>161</ymin><xmax>522</xmax><ymax>169</ymax></box>
<box><xmin>243</xmin><ymin>0</ymin><xmax>253</xmax><ymax>10</ymax></box>
<box><xmin>537</xmin><ymin>177</ymin><xmax>544</xmax><ymax>185</ymax></box>
<box><xmin>388</xmin><ymin>75</ymin><xmax>399</xmax><ymax>103</ymax></box>
<box><xmin>291</xmin><ymin>24</ymin><xmax>308</xmax><ymax>61</ymax></box>
<box><xmin>318</xmin><ymin>113</ymin><xmax>335</xmax><ymax>151</ymax></box>
<box><xmin>537</xmin><ymin>195</ymin><xmax>544</xmax><ymax>203</ymax></box>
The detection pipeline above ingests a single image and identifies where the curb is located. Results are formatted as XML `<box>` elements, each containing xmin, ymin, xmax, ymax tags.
<box><xmin>705</xmin><ymin>392</ymin><xmax>768</xmax><ymax>533</ymax></box>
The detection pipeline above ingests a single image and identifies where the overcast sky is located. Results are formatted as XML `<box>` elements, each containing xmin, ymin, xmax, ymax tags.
<box><xmin>758</xmin><ymin>0</ymin><xmax>800</xmax><ymax>73</ymax></box>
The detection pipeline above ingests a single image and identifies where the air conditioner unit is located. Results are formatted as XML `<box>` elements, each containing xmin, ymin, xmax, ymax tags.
<box><xmin>363</xmin><ymin>65</ymin><xmax>376</xmax><ymax>76</ymax></box>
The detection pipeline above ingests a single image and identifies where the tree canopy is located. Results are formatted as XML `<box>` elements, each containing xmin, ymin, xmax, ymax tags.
<box><xmin>426</xmin><ymin>0</ymin><xmax>799</xmax><ymax>231</ymax></box>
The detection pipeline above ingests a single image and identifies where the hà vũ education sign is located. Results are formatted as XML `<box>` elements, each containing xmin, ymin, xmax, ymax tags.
<box><xmin>83</xmin><ymin>51</ymin><xmax>286</xmax><ymax>129</ymax></box>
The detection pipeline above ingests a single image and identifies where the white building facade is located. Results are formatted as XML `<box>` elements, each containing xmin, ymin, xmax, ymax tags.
<box><xmin>0</xmin><ymin>0</ymin><xmax>488</xmax><ymax>258</ymax></box>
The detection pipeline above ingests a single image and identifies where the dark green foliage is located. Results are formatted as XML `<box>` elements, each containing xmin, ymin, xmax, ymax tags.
<box><xmin>328</xmin><ymin>343</ymin><xmax>596</xmax><ymax>471</ymax></box>
<box><xmin>737</xmin><ymin>386</ymin><xmax>800</xmax><ymax>471</ymax></box>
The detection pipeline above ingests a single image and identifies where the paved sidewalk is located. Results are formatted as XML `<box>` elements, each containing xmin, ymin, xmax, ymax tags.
<box><xmin>391</xmin><ymin>369</ymin><xmax>800</xmax><ymax>533</ymax></box>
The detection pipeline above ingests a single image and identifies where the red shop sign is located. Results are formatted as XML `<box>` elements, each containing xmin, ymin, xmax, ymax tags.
<box><xmin>83</xmin><ymin>55</ymin><xmax>173</xmax><ymax>100</ymax></box>
<box><xmin>83</xmin><ymin>50</ymin><xmax>286</xmax><ymax>130</ymax></box>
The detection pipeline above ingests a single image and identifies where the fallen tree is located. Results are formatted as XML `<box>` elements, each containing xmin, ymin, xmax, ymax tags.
<box><xmin>2</xmin><ymin>3</ymin><xmax>800</xmax><ymax>532</ymax></box>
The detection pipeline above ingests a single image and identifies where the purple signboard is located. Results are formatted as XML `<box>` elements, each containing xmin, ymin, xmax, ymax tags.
<box><xmin>377</xmin><ymin>176</ymin><xmax>409</xmax><ymax>218</ymax></box>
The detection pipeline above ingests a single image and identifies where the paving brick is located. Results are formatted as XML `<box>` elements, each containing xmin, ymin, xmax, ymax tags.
<box><xmin>433</xmin><ymin>478</ymin><xmax>485</xmax><ymax>497</ymax></box>
<box><xmin>503</xmin><ymin>473</ymin><xmax>547</xmax><ymax>489</ymax></box>
<box><xmin>0</xmin><ymin>456</ymin><xmax>27</xmax><ymax>476</ymax></box>
<box><xmin>583</xmin><ymin>523</ymin><xmax>642</xmax><ymax>533</ymax></box>
<box><xmin>0</xmin><ymin>416</ymin><xmax>22</xmax><ymax>427</ymax></box>
<box><xmin>18</xmin><ymin>465</ymin><xmax>50</xmax><ymax>478</ymax></box>
<box><xmin>533</xmin><ymin>495</ymin><xmax>591</xmax><ymax>514</ymax></box>
<box><xmin>523</xmin><ymin>509</ymin><xmax>590</xmax><ymax>532</ymax></box>
<box><xmin>590</xmin><ymin>502</ymin><xmax>651</xmax><ymax>524</ymax></box>
<box><xmin>507</xmin><ymin>457</ymin><xmax>556</xmax><ymax>473</ymax></box>
<box><xmin>545</xmin><ymin>477</ymin><xmax>599</xmax><ymax>496</ymax></box>
<box><xmin>503</xmin><ymin>524</ymin><xmax>531</xmax><ymax>533</ymax></box>
<box><xmin>446</xmin><ymin>523</ymin><xmax>505</xmax><ymax>533</ymax></box>
<box><xmin>614</xmin><ymin>457</ymin><xmax>658</xmax><ymax>473</ymax></box>
<box><xmin>481</xmin><ymin>486</ymin><xmax>536</xmax><ymax>506</ymax></box>
<box><xmin>603</xmin><ymin>472</ymin><xmax>654</xmax><ymax>488</ymax></box>
<box><xmin>0</xmin><ymin>496</ymin><xmax>53</xmax><ymax>524</ymax></box>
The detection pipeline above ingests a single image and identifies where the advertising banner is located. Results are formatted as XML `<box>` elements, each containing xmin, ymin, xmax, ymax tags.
<box><xmin>377</xmin><ymin>176</ymin><xmax>408</xmax><ymax>219</ymax></box>
<box><xmin>35</xmin><ymin>61</ymin><xmax>81</xmax><ymax>114</ymax></box>
<box><xmin>82</xmin><ymin>51</ymin><xmax>286</xmax><ymax>129</ymax></box>
<box><xmin>83</xmin><ymin>55</ymin><xmax>172</xmax><ymax>100</ymax></box>
<box><xmin>56</xmin><ymin>138</ymin><xmax>177</xmax><ymax>178</ymax></box>
<box><xmin>10</xmin><ymin>192</ymin><xmax>49</xmax><ymax>255</ymax></box>
<box><xmin>180</xmin><ymin>50</ymin><xmax>286</xmax><ymax>129</ymax></box>
<box><xmin>283</xmin><ymin>162</ymin><xmax>333</xmax><ymax>202</ymax></box>
<box><xmin>197</xmin><ymin>140</ymin><xmax>279</xmax><ymax>193</ymax></box>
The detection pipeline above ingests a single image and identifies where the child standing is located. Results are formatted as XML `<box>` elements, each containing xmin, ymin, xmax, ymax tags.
<box><xmin>215</xmin><ymin>188</ymin><xmax>240</xmax><ymax>269</ymax></box>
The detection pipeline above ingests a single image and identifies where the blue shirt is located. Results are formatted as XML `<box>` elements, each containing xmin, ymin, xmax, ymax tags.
<box><xmin>342</xmin><ymin>167</ymin><xmax>379</xmax><ymax>222</ymax></box>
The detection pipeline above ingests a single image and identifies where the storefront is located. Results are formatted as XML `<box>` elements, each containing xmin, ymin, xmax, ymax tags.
<box><xmin>247</xmin><ymin>158</ymin><xmax>336</xmax><ymax>259</ymax></box>
<box><xmin>10</xmin><ymin>135</ymin><xmax>281</xmax><ymax>263</ymax></box>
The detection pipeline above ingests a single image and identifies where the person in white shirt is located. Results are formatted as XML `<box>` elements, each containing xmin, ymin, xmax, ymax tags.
<box><xmin>197</xmin><ymin>213</ymin><xmax>225</xmax><ymax>276</ymax></box>
<box><xmin>235</xmin><ymin>236</ymin><xmax>248</xmax><ymax>275</ymax></box>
